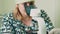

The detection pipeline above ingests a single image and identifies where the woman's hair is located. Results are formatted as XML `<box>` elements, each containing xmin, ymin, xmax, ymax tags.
<box><xmin>13</xmin><ymin>4</ymin><xmax>22</xmax><ymax>20</ymax></box>
<box><xmin>13</xmin><ymin>1</ymin><xmax>34</xmax><ymax>20</ymax></box>
<box><xmin>13</xmin><ymin>7</ymin><xmax>32</xmax><ymax>21</ymax></box>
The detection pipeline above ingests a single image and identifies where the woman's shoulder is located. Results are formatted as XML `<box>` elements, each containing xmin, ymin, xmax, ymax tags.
<box><xmin>2</xmin><ymin>12</ymin><xmax>14</xmax><ymax>20</ymax></box>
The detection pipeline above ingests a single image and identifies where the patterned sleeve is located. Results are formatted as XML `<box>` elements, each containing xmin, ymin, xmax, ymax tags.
<box><xmin>40</xmin><ymin>10</ymin><xmax>54</xmax><ymax>32</ymax></box>
<box><xmin>30</xmin><ymin>19</ymin><xmax>39</xmax><ymax>31</ymax></box>
<box><xmin>1</xmin><ymin>14</ymin><xmax>14</xmax><ymax>34</ymax></box>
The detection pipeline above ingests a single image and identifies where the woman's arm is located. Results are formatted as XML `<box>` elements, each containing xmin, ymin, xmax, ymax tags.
<box><xmin>40</xmin><ymin>9</ymin><xmax>54</xmax><ymax>32</ymax></box>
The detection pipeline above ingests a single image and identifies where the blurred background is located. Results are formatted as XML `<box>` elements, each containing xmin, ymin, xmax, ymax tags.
<box><xmin>0</xmin><ymin>0</ymin><xmax>60</xmax><ymax>32</ymax></box>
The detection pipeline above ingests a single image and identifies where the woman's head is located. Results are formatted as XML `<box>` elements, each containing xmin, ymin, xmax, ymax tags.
<box><xmin>15</xmin><ymin>0</ymin><xmax>34</xmax><ymax>4</ymax></box>
<box><xmin>15</xmin><ymin>0</ymin><xmax>35</xmax><ymax>6</ymax></box>
<box><xmin>14</xmin><ymin>0</ymin><xmax>34</xmax><ymax>20</ymax></box>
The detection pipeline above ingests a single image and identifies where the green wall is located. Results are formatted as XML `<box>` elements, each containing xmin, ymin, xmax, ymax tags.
<box><xmin>0</xmin><ymin>0</ymin><xmax>3</xmax><ymax>15</ymax></box>
<box><xmin>1</xmin><ymin>0</ymin><xmax>15</xmax><ymax>15</ymax></box>
<box><xmin>55</xmin><ymin>0</ymin><xmax>60</xmax><ymax>28</ymax></box>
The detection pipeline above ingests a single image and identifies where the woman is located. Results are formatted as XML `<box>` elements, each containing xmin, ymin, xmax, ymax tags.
<box><xmin>1</xmin><ymin>0</ymin><xmax>54</xmax><ymax>34</ymax></box>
